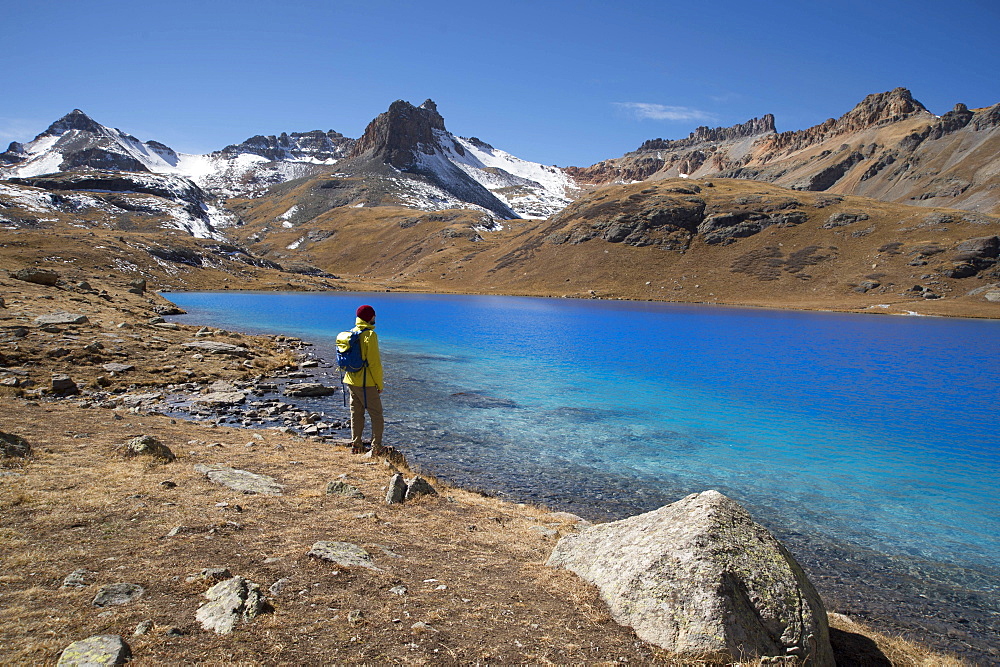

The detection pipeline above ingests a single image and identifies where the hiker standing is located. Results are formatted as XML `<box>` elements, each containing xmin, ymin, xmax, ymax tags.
<box><xmin>340</xmin><ymin>304</ymin><xmax>384</xmax><ymax>455</ymax></box>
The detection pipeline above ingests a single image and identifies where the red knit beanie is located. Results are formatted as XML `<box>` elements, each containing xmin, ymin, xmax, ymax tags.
<box><xmin>356</xmin><ymin>304</ymin><xmax>376</xmax><ymax>322</ymax></box>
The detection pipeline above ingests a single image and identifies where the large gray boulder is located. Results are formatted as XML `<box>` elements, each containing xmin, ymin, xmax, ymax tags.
<box><xmin>547</xmin><ymin>490</ymin><xmax>834</xmax><ymax>665</ymax></box>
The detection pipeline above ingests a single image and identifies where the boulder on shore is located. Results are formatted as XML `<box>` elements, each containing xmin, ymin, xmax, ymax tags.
<box><xmin>547</xmin><ymin>490</ymin><xmax>834</xmax><ymax>665</ymax></box>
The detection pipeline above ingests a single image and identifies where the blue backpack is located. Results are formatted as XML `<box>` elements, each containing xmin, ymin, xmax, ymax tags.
<box><xmin>336</xmin><ymin>329</ymin><xmax>368</xmax><ymax>374</ymax></box>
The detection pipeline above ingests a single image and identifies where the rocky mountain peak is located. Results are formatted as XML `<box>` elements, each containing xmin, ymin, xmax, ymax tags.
<box><xmin>349</xmin><ymin>98</ymin><xmax>448</xmax><ymax>168</ymax></box>
<box><xmin>836</xmin><ymin>87</ymin><xmax>929</xmax><ymax>131</ymax></box>
<box><xmin>43</xmin><ymin>109</ymin><xmax>107</xmax><ymax>137</ymax></box>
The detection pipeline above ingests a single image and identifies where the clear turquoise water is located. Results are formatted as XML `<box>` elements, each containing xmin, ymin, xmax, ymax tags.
<box><xmin>165</xmin><ymin>291</ymin><xmax>1000</xmax><ymax>579</ymax></box>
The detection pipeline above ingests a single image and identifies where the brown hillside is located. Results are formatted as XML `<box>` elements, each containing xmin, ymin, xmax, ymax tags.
<box><xmin>231</xmin><ymin>178</ymin><xmax>1000</xmax><ymax>319</ymax></box>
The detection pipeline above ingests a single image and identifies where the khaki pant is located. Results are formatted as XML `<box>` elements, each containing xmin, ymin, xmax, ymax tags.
<box><xmin>347</xmin><ymin>384</ymin><xmax>383</xmax><ymax>449</ymax></box>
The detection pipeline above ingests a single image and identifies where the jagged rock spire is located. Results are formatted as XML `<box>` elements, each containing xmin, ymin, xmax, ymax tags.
<box><xmin>349</xmin><ymin>99</ymin><xmax>447</xmax><ymax>168</ymax></box>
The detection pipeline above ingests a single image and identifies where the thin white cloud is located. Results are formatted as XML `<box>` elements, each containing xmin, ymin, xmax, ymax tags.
<box><xmin>615</xmin><ymin>102</ymin><xmax>716</xmax><ymax>123</ymax></box>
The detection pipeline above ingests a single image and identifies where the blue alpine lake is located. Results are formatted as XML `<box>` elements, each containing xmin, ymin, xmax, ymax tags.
<box><xmin>165</xmin><ymin>291</ymin><xmax>1000</xmax><ymax>653</ymax></box>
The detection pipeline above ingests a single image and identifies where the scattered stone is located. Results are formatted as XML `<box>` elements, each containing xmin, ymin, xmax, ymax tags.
<box><xmin>984</xmin><ymin>290</ymin><xmax>1000</xmax><ymax>303</ymax></box>
<box><xmin>51</xmin><ymin>374</ymin><xmax>79</xmax><ymax>396</ymax></box>
<box><xmin>103</xmin><ymin>358</ymin><xmax>133</xmax><ymax>370</ymax></box>
<box><xmin>545</xmin><ymin>511</ymin><xmax>591</xmax><ymax>526</ymax></box>
<box><xmin>92</xmin><ymin>583</ymin><xmax>145</xmax><ymax>607</ymax></box>
<box><xmin>822</xmin><ymin>211</ymin><xmax>869</xmax><ymax>228</ymax></box>
<box><xmin>35</xmin><ymin>311</ymin><xmax>89</xmax><ymax>326</ymax></box>
<box><xmin>13</xmin><ymin>267</ymin><xmax>59</xmax><ymax>286</ymax></box>
<box><xmin>56</xmin><ymin>634</ymin><xmax>131</xmax><ymax>666</ymax></box>
<box><xmin>530</xmin><ymin>526</ymin><xmax>559</xmax><ymax>539</ymax></box>
<box><xmin>193</xmin><ymin>391</ymin><xmax>247</xmax><ymax>407</ymax></box>
<box><xmin>269</xmin><ymin>577</ymin><xmax>291</xmax><ymax>596</ymax></box>
<box><xmin>182</xmin><ymin>340</ymin><xmax>250</xmax><ymax>356</ymax></box>
<box><xmin>61</xmin><ymin>569</ymin><xmax>91</xmax><ymax>589</ymax></box>
<box><xmin>194</xmin><ymin>464</ymin><xmax>284</xmax><ymax>495</ymax></box>
<box><xmin>385</xmin><ymin>473</ymin><xmax>406</xmax><ymax>504</ymax></box>
<box><xmin>326</xmin><ymin>480</ymin><xmax>365</xmax><ymax>498</ymax></box>
<box><xmin>127</xmin><ymin>279</ymin><xmax>146</xmax><ymax>295</ymax></box>
<box><xmin>0</xmin><ymin>431</ymin><xmax>31</xmax><ymax>458</ymax></box>
<box><xmin>195</xmin><ymin>575</ymin><xmax>270</xmax><ymax>634</ymax></box>
<box><xmin>547</xmin><ymin>490</ymin><xmax>834</xmax><ymax>665</ymax></box>
<box><xmin>308</xmin><ymin>541</ymin><xmax>379</xmax><ymax>570</ymax></box>
<box><xmin>390</xmin><ymin>585</ymin><xmax>408</xmax><ymax>596</ymax></box>
<box><xmin>132</xmin><ymin>620</ymin><xmax>153</xmax><ymax>637</ymax></box>
<box><xmin>283</xmin><ymin>382</ymin><xmax>336</xmax><ymax>397</ymax></box>
<box><xmin>119</xmin><ymin>435</ymin><xmax>175</xmax><ymax>462</ymax></box>
<box><xmin>186</xmin><ymin>567</ymin><xmax>233</xmax><ymax>584</ymax></box>
<box><xmin>404</xmin><ymin>476</ymin><xmax>438</xmax><ymax>501</ymax></box>
<box><xmin>347</xmin><ymin>609</ymin><xmax>365</xmax><ymax>626</ymax></box>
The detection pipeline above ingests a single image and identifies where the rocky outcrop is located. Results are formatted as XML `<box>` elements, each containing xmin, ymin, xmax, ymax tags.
<box><xmin>548</xmin><ymin>490</ymin><xmax>834</xmax><ymax>665</ymax></box>
<box><xmin>638</xmin><ymin>115</ymin><xmax>777</xmax><ymax>152</ymax></box>
<box><xmin>219</xmin><ymin>130</ymin><xmax>354</xmax><ymax>162</ymax></box>
<box><xmin>342</xmin><ymin>99</ymin><xmax>518</xmax><ymax>219</ymax></box>
<box><xmin>349</xmin><ymin>99</ymin><xmax>448</xmax><ymax>169</ymax></box>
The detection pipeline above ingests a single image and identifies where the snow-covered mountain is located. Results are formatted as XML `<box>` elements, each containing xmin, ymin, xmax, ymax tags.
<box><xmin>0</xmin><ymin>106</ymin><xmax>577</xmax><ymax>220</ymax></box>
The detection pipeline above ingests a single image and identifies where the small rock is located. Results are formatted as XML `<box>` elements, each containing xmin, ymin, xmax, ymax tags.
<box><xmin>102</xmin><ymin>363</ymin><xmax>134</xmax><ymax>374</ymax></box>
<box><xmin>307</xmin><ymin>541</ymin><xmax>379</xmax><ymax>570</ymax></box>
<box><xmin>13</xmin><ymin>267</ymin><xmax>59</xmax><ymax>286</ymax></box>
<box><xmin>196</xmin><ymin>576</ymin><xmax>270</xmax><ymax>634</ymax></box>
<box><xmin>326</xmin><ymin>480</ymin><xmax>365</xmax><ymax>498</ymax></box>
<box><xmin>385</xmin><ymin>473</ymin><xmax>406</xmax><ymax>505</ymax></box>
<box><xmin>404</xmin><ymin>476</ymin><xmax>437</xmax><ymax>501</ymax></box>
<box><xmin>283</xmin><ymin>382</ymin><xmax>336</xmax><ymax>397</ymax></box>
<box><xmin>269</xmin><ymin>577</ymin><xmax>291</xmax><ymax>595</ymax></box>
<box><xmin>92</xmin><ymin>583</ymin><xmax>144</xmax><ymax>607</ymax></box>
<box><xmin>35</xmin><ymin>311</ymin><xmax>89</xmax><ymax>326</ymax></box>
<box><xmin>51</xmin><ymin>374</ymin><xmax>79</xmax><ymax>396</ymax></box>
<box><xmin>56</xmin><ymin>634</ymin><xmax>130</xmax><ymax>666</ymax></box>
<box><xmin>194</xmin><ymin>464</ymin><xmax>284</xmax><ymax>495</ymax></box>
<box><xmin>119</xmin><ymin>435</ymin><xmax>175</xmax><ymax>462</ymax></box>
<box><xmin>61</xmin><ymin>569</ymin><xmax>91</xmax><ymax>589</ymax></box>
<box><xmin>186</xmin><ymin>567</ymin><xmax>233</xmax><ymax>584</ymax></box>
<box><xmin>0</xmin><ymin>431</ymin><xmax>31</xmax><ymax>458</ymax></box>
<box><xmin>132</xmin><ymin>620</ymin><xmax>153</xmax><ymax>636</ymax></box>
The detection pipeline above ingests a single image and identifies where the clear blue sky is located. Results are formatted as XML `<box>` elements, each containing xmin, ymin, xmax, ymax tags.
<box><xmin>2</xmin><ymin>0</ymin><xmax>998</xmax><ymax>167</ymax></box>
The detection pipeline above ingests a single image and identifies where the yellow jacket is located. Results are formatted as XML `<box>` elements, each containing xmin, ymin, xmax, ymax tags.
<box><xmin>341</xmin><ymin>318</ymin><xmax>383</xmax><ymax>390</ymax></box>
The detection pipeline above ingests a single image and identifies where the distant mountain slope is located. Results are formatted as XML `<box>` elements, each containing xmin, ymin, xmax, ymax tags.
<box><xmin>0</xmin><ymin>105</ymin><xmax>574</xmax><ymax>219</ymax></box>
<box><xmin>570</xmin><ymin>89</ymin><xmax>1000</xmax><ymax>215</ymax></box>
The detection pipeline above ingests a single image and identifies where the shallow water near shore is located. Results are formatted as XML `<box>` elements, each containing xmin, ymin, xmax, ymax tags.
<box><xmin>167</xmin><ymin>291</ymin><xmax>1000</xmax><ymax>659</ymax></box>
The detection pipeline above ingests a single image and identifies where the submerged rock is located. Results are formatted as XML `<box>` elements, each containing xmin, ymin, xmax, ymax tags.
<box><xmin>548</xmin><ymin>490</ymin><xmax>834</xmax><ymax>665</ymax></box>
